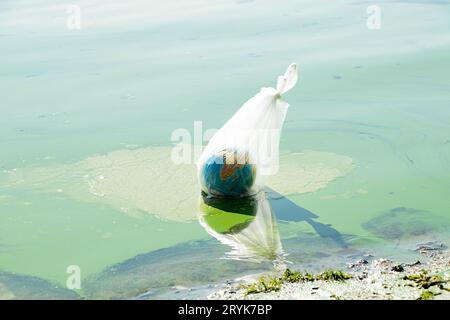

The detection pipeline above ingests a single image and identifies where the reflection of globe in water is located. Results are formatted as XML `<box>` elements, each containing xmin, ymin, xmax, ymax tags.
<box><xmin>200</xmin><ymin>149</ymin><xmax>257</xmax><ymax>197</ymax></box>
<box><xmin>200</xmin><ymin>193</ymin><xmax>257</xmax><ymax>234</ymax></box>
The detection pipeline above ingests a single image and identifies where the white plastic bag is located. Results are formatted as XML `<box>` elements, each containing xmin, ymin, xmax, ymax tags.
<box><xmin>198</xmin><ymin>63</ymin><xmax>298</xmax><ymax>198</ymax></box>
<box><xmin>198</xmin><ymin>191</ymin><xmax>284</xmax><ymax>263</ymax></box>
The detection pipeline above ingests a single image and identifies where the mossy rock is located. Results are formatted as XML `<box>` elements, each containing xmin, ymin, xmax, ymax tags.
<box><xmin>83</xmin><ymin>239</ymin><xmax>271</xmax><ymax>299</ymax></box>
<box><xmin>362</xmin><ymin>207</ymin><xmax>450</xmax><ymax>241</ymax></box>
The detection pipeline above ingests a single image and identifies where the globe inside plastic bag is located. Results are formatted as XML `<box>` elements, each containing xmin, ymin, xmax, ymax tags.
<box><xmin>200</xmin><ymin>149</ymin><xmax>257</xmax><ymax>197</ymax></box>
<box><xmin>198</xmin><ymin>63</ymin><xmax>298</xmax><ymax>197</ymax></box>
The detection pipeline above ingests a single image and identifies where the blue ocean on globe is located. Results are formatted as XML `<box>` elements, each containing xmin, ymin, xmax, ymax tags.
<box><xmin>201</xmin><ymin>150</ymin><xmax>256</xmax><ymax>197</ymax></box>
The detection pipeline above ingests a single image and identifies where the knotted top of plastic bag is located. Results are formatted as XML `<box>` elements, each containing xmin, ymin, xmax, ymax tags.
<box><xmin>276</xmin><ymin>63</ymin><xmax>298</xmax><ymax>97</ymax></box>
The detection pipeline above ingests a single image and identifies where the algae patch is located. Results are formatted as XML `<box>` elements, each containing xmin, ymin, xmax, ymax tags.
<box><xmin>243</xmin><ymin>277</ymin><xmax>284</xmax><ymax>295</ymax></box>
<box><xmin>240</xmin><ymin>268</ymin><xmax>353</xmax><ymax>295</ymax></box>
<box><xmin>403</xmin><ymin>270</ymin><xmax>447</xmax><ymax>289</ymax></box>
<box><xmin>402</xmin><ymin>269</ymin><xmax>449</xmax><ymax>300</ymax></box>
<box><xmin>418</xmin><ymin>290</ymin><xmax>439</xmax><ymax>300</ymax></box>
<box><xmin>2</xmin><ymin>147</ymin><xmax>353</xmax><ymax>222</ymax></box>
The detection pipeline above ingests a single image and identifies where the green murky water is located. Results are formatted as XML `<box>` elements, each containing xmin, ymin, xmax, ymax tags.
<box><xmin>0</xmin><ymin>0</ymin><xmax>449</xmax><ymax>299</ymax></box>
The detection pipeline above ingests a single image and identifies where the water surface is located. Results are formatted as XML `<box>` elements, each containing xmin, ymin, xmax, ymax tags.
<box><xmin>0</xmin><ymin>0</ymin><xmax>449</xmax><ymax>299</ymax></box>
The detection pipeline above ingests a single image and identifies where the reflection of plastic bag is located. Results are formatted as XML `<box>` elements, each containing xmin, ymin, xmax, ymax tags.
<box><xmin>198</xmin><ymin>63</ymin><xmax>298</xmax><ymax>197</ymax></box>
<box><xmin>198</xmin><ymin>191</ymin><xmax>284</xmax><ymax>264</ymax></box>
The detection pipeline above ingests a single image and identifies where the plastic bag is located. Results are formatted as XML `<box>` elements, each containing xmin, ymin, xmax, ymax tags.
<box><xmin>198</xmin><ymin>191</ymin><xmax>284</xmax><ymax>263</ymax></box>
<box><xmin>198</xmin><ymin>63</ymin><xmax>298</xmax><ymax>197</ymax></box>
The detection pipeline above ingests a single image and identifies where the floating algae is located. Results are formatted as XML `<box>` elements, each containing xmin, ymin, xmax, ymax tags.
<box><xmin>2</xmin><ymin>146</ymin><xmax>353</xmax><ymax>222</ymax></box>
<box><xmin>268</xmin><ymin>150</ymin><xmax>354</xmax><ymax>196</ymax></box>
<box><xmin>199</xmin><ymin>191</ymin><xmax>284</xmax><ymax>264</ymax></box>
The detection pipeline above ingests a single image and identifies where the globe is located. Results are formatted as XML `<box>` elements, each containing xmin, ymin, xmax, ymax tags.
<box><xmin>200</xmin><ymin>149</ymin><xmax>257</xmax><ymax>197</ymax></box>
<box><xmin>199</xmin><ymin>193</ymin><xmax>257</xmax><ymax>234</ymax></box>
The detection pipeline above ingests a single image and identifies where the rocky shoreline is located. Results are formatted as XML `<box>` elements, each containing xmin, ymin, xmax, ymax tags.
<box><xmin>208</xmin><ymin>245</ymin><xmax>449</xmax><ymax>300</ymax></box>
